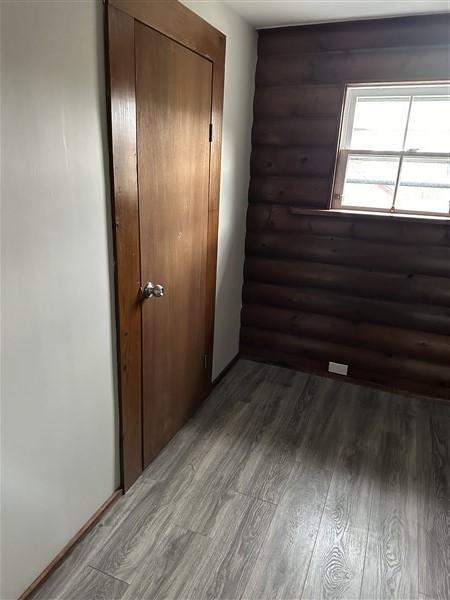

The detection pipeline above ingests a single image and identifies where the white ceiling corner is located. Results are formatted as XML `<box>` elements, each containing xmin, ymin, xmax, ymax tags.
<box><xmin>221</xmin><ymin>0</ymin><xmax>450</xmax><ymax>29</ymax></box>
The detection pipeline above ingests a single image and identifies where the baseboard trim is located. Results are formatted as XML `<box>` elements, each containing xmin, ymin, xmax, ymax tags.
<box><xmin>212</xmin><ymin>352</ymin><xmax>240</xmax><ymax>387</ymax></box>
<box><xmin>18</xmin><ymin>488</ymin><xmax>122</xmax><ymax>600</ymax></box>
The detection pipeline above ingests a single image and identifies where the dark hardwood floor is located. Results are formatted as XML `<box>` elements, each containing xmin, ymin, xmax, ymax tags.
<box><xmin>34</xmin><ymin>360</ymin><xmax>450</xmax><ymax>600</ymax></box>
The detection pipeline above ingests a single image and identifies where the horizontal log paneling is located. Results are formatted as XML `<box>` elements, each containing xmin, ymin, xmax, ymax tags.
<box><xmin>241</xmin><ymin>304</ymin><xmax>450</xmax><ymax>365</ymax></box>
<box><xmin>247</xmin><ymin>206</ymin><xmax>450</xmax><ymax>246</ymax></box>
<box><xmin>246</xmin><ymin>231</ymin><xmax>450</xmax><ymax>277</ymax></box>
<box><xmin>253</xmin><ymin>84</ymin><xmax>343</xmax><ymax>118</ymax></box>
<box><xmin>258</xmin><ymin>14</ymin><xmax>450</xmax><ymax>55</ymax></box>
<box><xmin>256</xmin><ymin>46</ymin><xmax>449</xmax><ymax>87</ymax></box>
<box><xmin>241</xmin><ymin>327</ymin><xmax>450</xmax><ymax>390</ymax></box>
<box><xmin>243</xmin><ymin>15</ymin><xmax>450</xmax><ymax>401</ymax></box>
<box><xmin>245</xmin><ymin>257</ymin><xmax>450</xmax><ymax>307</ymax></box>
<box><xmin>251</xmin><ymin>146</ymin><xmax>336</xmax><ymax>177</ymax></box>
<box><xmin>243</xmin><ymin>282</ymin><xmax>450</xmax><ymax>337</ymax></box>
<box><xmin>248</xmin><ymin>177</ymin><xmax>330</xmax><ymax>207</ymax></box>
<box><xmin>252</xmin><ymin>117</ymin><xmax>338</xmax><ymax>147</ymax></box>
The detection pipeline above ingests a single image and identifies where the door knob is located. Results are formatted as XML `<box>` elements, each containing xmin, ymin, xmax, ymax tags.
<box><xmin>141</xmin><ymin>282</ymin><xmax>164</xmax><ymax>300</ymax></box>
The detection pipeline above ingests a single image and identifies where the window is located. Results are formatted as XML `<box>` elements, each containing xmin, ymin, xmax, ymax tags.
<box><xmin>332</xmin><ymin>83</ymin><xmax>450</xmax><ymax>217</ymax></box>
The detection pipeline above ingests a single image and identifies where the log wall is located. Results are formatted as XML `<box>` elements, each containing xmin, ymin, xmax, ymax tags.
<box><xmin>241</xmin><ymin>13</ymin><xmax>450</xmax><ymax>400</ymax></box>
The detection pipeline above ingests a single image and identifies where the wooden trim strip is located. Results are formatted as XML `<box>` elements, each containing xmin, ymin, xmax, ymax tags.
<box><xmin>109</xmin><ymin>0</ymin><xmax>226</xmax><ymax>63</ymax></box>
<box><xmin>205</xmin><ymin>59</ymin><xmax>225</xmax><ymax>388</ymax></box>
<box><xmin>106</xmin><ymin>5</ymin><xmax>142</xmax><ymax>491</ymax></box>
<box><xmin>18</xmin><ymin>490</ymin><xmax>122</xmax><ymax>600</ymax></box>
<box><xmin>288</xmin><ymin>207</ymin><xmax>450</xmax><ymax>226</ymax></box>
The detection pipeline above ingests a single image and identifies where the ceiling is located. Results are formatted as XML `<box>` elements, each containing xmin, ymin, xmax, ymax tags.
<box><xmin>222</xmin><ymin>0</ymin><xmax>449</xmax><ymax>29</ymax></box>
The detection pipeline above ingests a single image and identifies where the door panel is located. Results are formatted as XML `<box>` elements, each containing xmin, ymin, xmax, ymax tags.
<box><xmin>135</xmin><ymin>22</ymin><xmax>213</xmax><ymax>466</ymax></box>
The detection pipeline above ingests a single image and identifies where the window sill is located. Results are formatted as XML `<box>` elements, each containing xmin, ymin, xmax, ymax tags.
<box><xmin>288</xmin><ymin>207</ymin><xmax>450</xmax><ymax>225</ymax></box>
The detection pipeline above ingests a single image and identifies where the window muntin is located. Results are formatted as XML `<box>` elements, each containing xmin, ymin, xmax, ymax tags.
<box><xmin>333</xmin><ymin>83</ymin><xmax>450</xmax><ymax>217</ymax></box>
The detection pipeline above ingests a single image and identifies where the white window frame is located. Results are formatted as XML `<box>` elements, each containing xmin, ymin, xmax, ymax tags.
<box><xmin>332</xmin><ymin>82</ymin><xmax>450</xmax><ymax>217</ymax></box>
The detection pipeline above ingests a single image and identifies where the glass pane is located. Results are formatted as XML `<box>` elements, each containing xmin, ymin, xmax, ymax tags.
<box><xmin>342</xmin><ymin>155</ymin><xmax>400</xmax><ymax>210</ymax></box>
<box><xmin>350</xmin><ymin>97</ymin><xmax>410</xmax><ymax>151</ymax></box>
<box><xmin>404</xmin><ymin>96</ymin><xmax>450</xmax><ymax>152</ymax></box>
<box><xmin>395</xmin><ymin>157</ymin><xmax>450</xmax><ymax>214</ymax></box>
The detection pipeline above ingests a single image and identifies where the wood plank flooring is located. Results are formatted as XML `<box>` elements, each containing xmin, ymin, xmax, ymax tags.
<box><xmin>34</xmin><ymin>360</ymin><xmax>450</xmax><ymax>600</ymax></box>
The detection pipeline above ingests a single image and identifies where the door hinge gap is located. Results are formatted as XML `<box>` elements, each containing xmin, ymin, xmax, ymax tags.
<box><xmin>204</xmin><ymin>354</ymin><xmax>208</xmax><ymax>369</ymax></box>
<box><xmin>209</xmin><ymin>123</ymin><xmax>212</xmax><ymax>143</ymax></box>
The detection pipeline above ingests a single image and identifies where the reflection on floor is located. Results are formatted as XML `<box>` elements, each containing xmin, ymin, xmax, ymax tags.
<box><xmin>35</xmin><ymin>359</ymin><xmax>450</xmax><ymax>600</ymax></box>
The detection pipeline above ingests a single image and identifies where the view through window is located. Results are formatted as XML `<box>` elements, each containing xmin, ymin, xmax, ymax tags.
<box><xmin>332</xmin><ymin>83</ymin><xmax>450</xmax><ymax>216</ymax></box>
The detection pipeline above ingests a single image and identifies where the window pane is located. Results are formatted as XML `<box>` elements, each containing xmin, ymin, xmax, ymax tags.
<box><xmin>395</xmin><ymin>157</ymin><xmax>450</xmax><ymax>214</ymax></box>
<box><xmin>404</xmin><ymin>96</ymin><xmax>450</xmax><ymax>152</ymax></box>
<box><xmin>342</xmin><ymin>155</ymin><xmax>400</xmax><ymax>210</ymax></box>
<box><xmin>350</xmin><ymin>97</ymin><xmax>410</xmax><ymax>151</ymax></box>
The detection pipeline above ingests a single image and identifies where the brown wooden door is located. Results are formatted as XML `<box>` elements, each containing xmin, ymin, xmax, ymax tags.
<box><xmin>135</xmin><ymin>22</ymin><xmax>213</xmax><ymax>466</ymax></box>
<box><xmin>106</xmin><ymin>0</ymin><xmax>225</xmax><ymax>490</ymax></box>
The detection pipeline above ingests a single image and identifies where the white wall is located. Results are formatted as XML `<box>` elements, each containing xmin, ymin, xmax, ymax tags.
<box><xmin>1</xmin><ymin>2</ymin><xmax>119</xmax><ymax>598</ymax></box>
<box><xmin>1</xmin><ymin>0</ymin><xmax>256</xmax><ymax>597</ymax></box>
<box><xmin>181</xmin><ymin>0</ymin><xmax>257</xmax><ymax>379</ymax></box>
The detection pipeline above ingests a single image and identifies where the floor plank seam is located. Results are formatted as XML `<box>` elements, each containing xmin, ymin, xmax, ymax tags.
<box><xmin>88</xmin><ymin>564</ymin><xmax>130</xmax><ymax>586</ymax></box>
<box><xmin>357</xmin><ymin>472</ymin><xmax>376</xmax><ymax>600</ymax></box>
<box><xmin>231</xmin><ymin>488</ymin><xmax>279</xmax><ymax>507</ymax></box>
<box><xmin>414</xmin><ymin>411</ymin><xmax>421</xmax><ymax>600</ymax></box>
<box><xmin>357</xmin><ymin>419</ymin><xmax>384</xmax><ymax>600</ymax></box>
<box><xmin>237</xmin><ymin>495</ymin><xmax>278</xmax><ymax>600</ymax></box>
<box><xmin>298</xmin><ymin>451</ymin><xmax>339</xmax><ymax>600</ymax></box>
<box><xmin>182</xmin><ymin>526</ymin><xmax>211</xmax><ymax>540</ymax></box>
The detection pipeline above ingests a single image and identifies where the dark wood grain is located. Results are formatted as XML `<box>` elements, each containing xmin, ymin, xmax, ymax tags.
<box><xmin>256</xmin><ymin>45</ymin><xmax>449</xmax><ymax>86</ymax></box>
<box><xmin>109</xmin><ymin>0</ymin><xmax>225</xmax><ymax>63</ymax></box>
<box><xmin>251</xmin><ymin>145</ymin><xmax>336</xmax><ymax>177</ymax></box>
<box><xmin>241</xmin><ymin>326</ymin><xmax>450</xmax><ymax>393</ymax></box>
<box><xmin>258</xmin><ymin>13</ymin><xmax>450</xmax><ymax>55</ymax></box>
<box><xmin>105</xmin><ymin>5</ymin><xmax>142</xmax><ymax>491</ymax></box>
<box><xmin>136</xmin><ymin>22</ymin><xmax>212</xmax><ymax>467</ymax></box>
<box><xmin>242</xmin><ymin>304</ymin><xmax>450</xmax><ymax>364</ymax></box>
<box><xmin>248</xmin><ymin>205</ymin><xmax>450</xmax><ymax>246</ymax></box>
<box><xmin>253</xmin><ymin>84</ymin><xmax>343</xmax><ymax>118</ymax></box>
<box><xmin>244</xmin><ymin>257</ymin><xmax>450</xmax><ymax>307</ymax></box>
<box><xmin>243</xmin><ymin>14</ymin><xmax>450</xmax><ymax>401</ymax></box>
<box><xmin>241</xmin><ymin>346</ymin><xmax>450</xmax><ymax>401</ymax></box>
<box><xmin>243</xmin><ymin>281</ymin><xmax>450</xmax><ymax>336</ymax></box>
<box><xmin>106</xmin><ymin>0</ymin><xmax>225</xmax><ymax>489</ymax></box>
<box><xmin>246</xmin><ymin>231</ymin><xmax>450</xmax><ymax>277</ymax></box>
<box><xmin>249</xmin><ymin>176</ymin><xmax>330</xmax><ymax>206</ymax></box>
<box><xmin>252</xmin><ymin>116</ymin><xmax>338</xmax><ymax>147</ymax></box>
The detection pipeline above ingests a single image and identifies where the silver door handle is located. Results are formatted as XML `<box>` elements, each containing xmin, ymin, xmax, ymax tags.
<box><xmin>141</xmin><ymin>282</ymin><xmax>164</xmax><ymax>300</ymax></box>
